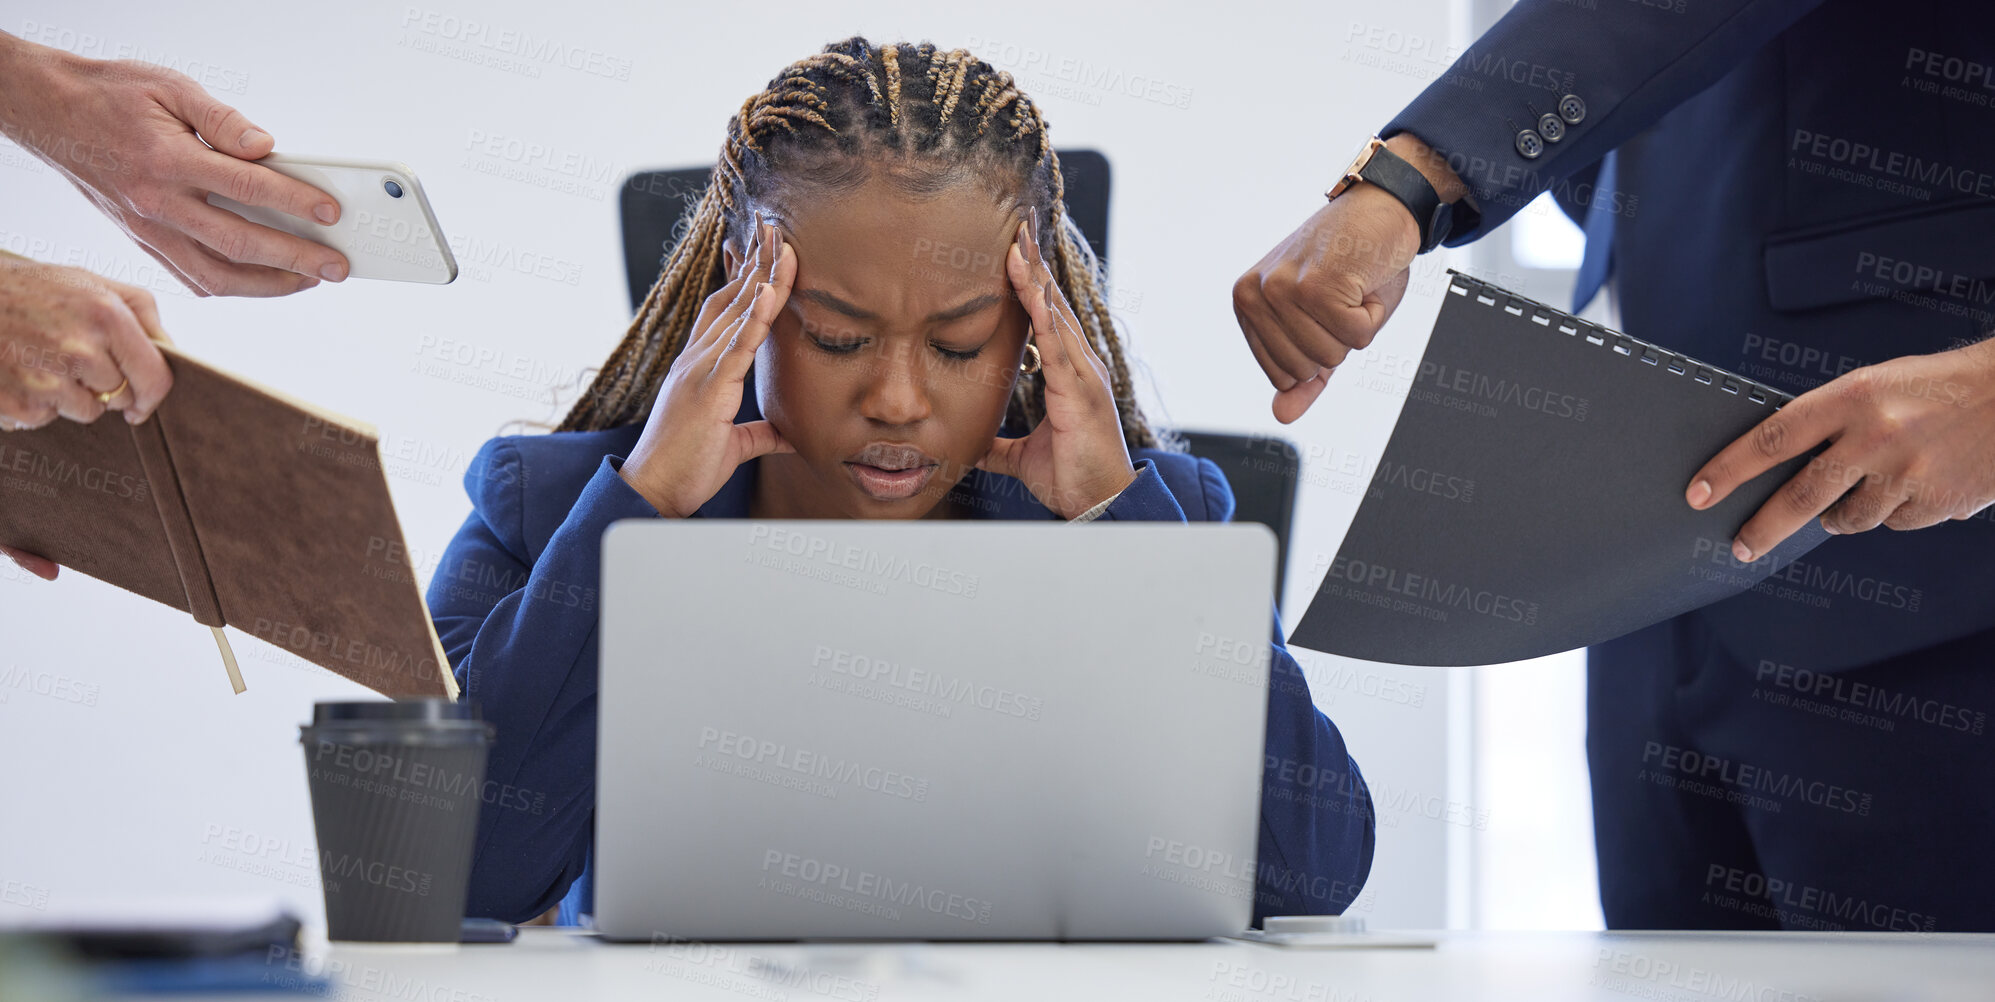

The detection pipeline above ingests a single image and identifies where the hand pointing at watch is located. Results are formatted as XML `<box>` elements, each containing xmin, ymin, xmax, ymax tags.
<box><xmin>1233</xmin><ymin>132</ymin><xmax>1472</xmax><ymax>423</ymax></box>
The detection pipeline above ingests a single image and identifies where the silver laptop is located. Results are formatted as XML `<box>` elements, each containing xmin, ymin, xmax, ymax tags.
<box><xmin>593</xmin><ymin>521</ymin><xmax>1275</xmax><ymax>941</ymax></box>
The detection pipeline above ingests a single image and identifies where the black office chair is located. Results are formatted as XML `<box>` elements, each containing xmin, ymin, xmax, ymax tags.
<box><xmin>1173</xmin><ymin>432</ymin><xmax>1300</xmax><ymax>606</ymax></box>
<box><xmin>614</xmin><ymin>154</ymin><xmax>1298</xmax><ymax>602</ymax></box>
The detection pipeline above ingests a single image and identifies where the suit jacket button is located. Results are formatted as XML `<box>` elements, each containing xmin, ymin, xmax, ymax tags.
<box><xmin>1538</xmin><ymin>113</ymin><xmax>1566</xmax><ymax>142</ymax></box>
<box><xmin>1559</xmin><ymin>94</ymin><xmax>1587</xmax><ymax>124</ymax></box>
<box><xmin>1515</xmin><ymin>129</ymin><xmax>1545</xmax><ymax>159</ymax></box>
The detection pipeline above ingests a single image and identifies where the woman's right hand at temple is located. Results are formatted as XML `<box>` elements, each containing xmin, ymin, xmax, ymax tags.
<box><xmin>618</xmin><ymin>219</ymin><xmax>795</xmax><ymax>518</ymax></box>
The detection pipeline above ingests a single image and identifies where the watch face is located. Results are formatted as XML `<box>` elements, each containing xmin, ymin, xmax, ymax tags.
<box><xmin>1347</xmin><ymin>137</ymin><xmax>1378</xmax><ymax>170</ymax></box>
<box><xmin>1348</xmin><ymin>137</ymin><xmax>1385</xmax><ymax>177</ymax></box>
<box><xmin>1327</xmin><ymin>137</ymin><xmax>1384</xmax><ymax>201</ymax></box>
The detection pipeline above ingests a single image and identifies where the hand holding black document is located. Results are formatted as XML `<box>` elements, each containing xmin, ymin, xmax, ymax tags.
<box><xmin>1289</xmin><ymin>272</ymin><xmax>1833</xmax><ymax>667</ymax></box>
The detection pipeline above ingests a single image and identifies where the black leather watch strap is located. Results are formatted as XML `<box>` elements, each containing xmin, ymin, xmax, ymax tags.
<box><xmin>1330</xmin><ymin>141</ymin><xmax>1481</xmax><ymax>254</ymax></box>
<box><xmin>1357</xmin><ymin>144</ymin><xmax>1454</xmax><ymax>253</ymax></box>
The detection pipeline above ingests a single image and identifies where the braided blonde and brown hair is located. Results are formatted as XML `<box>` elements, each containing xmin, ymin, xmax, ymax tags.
<box><xmin>555</xmin><ymin>37</ymin><xmax>1160</xmax><ymax>450</ymax></box>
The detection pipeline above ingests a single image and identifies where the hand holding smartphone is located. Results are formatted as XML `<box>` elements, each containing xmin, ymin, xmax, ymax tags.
<box><xmin>209</xmin><ymin>154</ymin><xmax>458</xmax><ymax>284</ymax></box>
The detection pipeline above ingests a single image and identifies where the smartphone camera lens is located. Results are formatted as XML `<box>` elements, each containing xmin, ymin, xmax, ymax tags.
<box><xmin>383</xmin><ymin>179</ymin><xmax>405</xmax><ymax>199</ymax></box>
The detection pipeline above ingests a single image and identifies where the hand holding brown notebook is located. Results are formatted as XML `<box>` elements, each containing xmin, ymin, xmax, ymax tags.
<box><xmin>0</xmin><ymin>346</ymin><xmax>456</xmax><ymax>699</ymax></box>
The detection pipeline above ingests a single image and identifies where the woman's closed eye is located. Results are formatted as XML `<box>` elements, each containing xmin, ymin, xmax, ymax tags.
<box><xmin>806</xmin><ymin>331</ymin><xmax>867</xmax><ymax>355</ymax></box>
<box><xmin>932</xmin><ymin>340</ymin><xmax>984</xmax><ymax>361</ymax></box>
<box><xmin>805</xmin><ymin>330</ymin><xmax>987</xmax><ymax>361</ymax></box>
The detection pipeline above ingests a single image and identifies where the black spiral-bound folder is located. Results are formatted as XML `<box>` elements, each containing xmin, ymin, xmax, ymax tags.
<box><xmin>1289</xmin><ymin>272</ymin><xmax>1833</xmax><ymax>667</ymax></box>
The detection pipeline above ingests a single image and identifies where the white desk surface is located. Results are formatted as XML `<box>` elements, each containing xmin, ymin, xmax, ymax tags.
<box><xmin>129</xmin><ymin>926</ymin><xmax>1995</xmax><ymax>1001</ymax></box>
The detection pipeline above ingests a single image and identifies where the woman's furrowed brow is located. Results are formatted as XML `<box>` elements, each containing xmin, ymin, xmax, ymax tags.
<box><xmin>795</xmin><ymin>288</ymin><xmax>1003</xmax><ymax>323</ymax></box>
<box><xmin>928</xmin><ymin>293</ymin><xmax>1003</xmax><ymax>323</ymax></box>
<box><xmin>796</xmin><ymin>288</ymin><xmax>875</xmax><ymax>319</ymax></box>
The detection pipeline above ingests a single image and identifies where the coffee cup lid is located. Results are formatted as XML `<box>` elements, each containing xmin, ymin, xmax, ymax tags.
<box><xmin>309</xmin><ymin>699</ymin><xmax>482</xmax><ymax>725</ymax></box>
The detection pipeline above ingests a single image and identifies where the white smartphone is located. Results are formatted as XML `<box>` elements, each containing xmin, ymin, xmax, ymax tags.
<box><xmin>207</xmin><ymin>153</ymin><xmax>458</xmax><ymax>284</ymax></box>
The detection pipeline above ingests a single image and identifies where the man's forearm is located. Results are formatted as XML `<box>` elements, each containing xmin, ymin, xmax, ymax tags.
<box><xmin>0</xmin><ymin>29</ymin><xmax>27</xmax><ymax>77</ymax></box>
<box><xmin>0</xmin><ymin>31</ymin><xmax>60</xmax><ymax>144</ymax></box>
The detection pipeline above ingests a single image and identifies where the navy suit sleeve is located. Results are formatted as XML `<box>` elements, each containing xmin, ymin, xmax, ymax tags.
<box><xmin>1386</xmin><ymin>0</ymin><xmax>1826</xmax><ymax>242</ymax></box>
<box><xmin>427</xmin><ymin>440</ymin><xmax>660</xmax><ymax>922</ymax></box>
<box><xmin>1093</xmin><ymin>460</ymin><xmax>1182</xmax><ymax>521</ymax></box>
<box><xmin>1100</xmin><ymin>456</ymin><xmax>1376</xmax><ymax>921</ymax></box>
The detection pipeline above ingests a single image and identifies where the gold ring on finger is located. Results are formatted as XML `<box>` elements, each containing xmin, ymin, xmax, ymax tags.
<box><xmin>94</xmin><ymin>377</ymin><xmax>130</xmax><ymax>405</ymax></box>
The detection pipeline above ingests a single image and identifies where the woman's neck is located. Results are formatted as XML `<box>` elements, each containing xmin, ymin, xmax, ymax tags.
<box><xmin>748</xmin><ymin>455</ymin><xmax>977</xmax><ymax>520</ymax></box>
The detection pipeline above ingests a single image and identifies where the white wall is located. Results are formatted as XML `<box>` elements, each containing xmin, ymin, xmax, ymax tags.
<box><xmin>0</xmin><ymin>0</ymin><xmax>1483</xmax><ymax>931</ymax></box>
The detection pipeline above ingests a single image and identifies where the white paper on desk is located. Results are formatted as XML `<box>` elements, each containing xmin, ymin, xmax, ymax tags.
<box><xmin>0</xmin><ymin>896</ymin><xmax>290</xmax><ymax>933</ymax></box>
<box><xmin>1232</xmin><ymin>930</ymin><xmax>1441</xmax><ymax>949</ymax></box>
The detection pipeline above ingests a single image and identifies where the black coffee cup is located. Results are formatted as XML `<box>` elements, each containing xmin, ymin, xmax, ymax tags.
<box><xmin>299</xmin><ymin>700</ymin><xmax>494</xmax><ymax>942</ymax></box>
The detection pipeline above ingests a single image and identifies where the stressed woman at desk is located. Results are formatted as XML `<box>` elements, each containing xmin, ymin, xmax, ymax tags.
<box><xmin>429</xmin><ymin>37</ymin><xmax>1374</xmax><ymax>927</ymax></box>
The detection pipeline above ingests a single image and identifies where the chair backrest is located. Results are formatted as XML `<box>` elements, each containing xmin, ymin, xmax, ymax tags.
<box><xmin>613</xmin><ymin>155</ymin><xmax>1298</xmax><ymax>603</ymax></box>
<box><xmin>617</xmin><ymin>150</ymin><xmax>1113</xmax><ymax>312</ymax></box>
<box><xmin>1174</xmin><ymin>432</ymin><xmax>1301</xmax><ymax>606</ymax></box>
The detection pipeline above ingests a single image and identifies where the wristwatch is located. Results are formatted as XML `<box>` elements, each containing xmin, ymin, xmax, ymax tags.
<box><xmin>1327</xmin><ymin>136</ymin><xmax>1478</xmax><ymax>254</ymax></box>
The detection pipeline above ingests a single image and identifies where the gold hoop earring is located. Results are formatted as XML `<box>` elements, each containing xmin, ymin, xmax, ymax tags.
<box><xmin>1019</xmin><ymin>342</ymin><xmax>1042</xmax><ymax>376</ymax></box>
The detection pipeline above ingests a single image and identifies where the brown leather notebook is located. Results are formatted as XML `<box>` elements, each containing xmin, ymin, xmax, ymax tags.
<box><xmin>0</xmin><ymin>346</ymin><xmax>456</xmax><ymax>699</ymax></box>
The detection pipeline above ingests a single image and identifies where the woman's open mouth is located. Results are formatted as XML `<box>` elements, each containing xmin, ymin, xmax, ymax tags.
<box><xmin>844</xmin><ymin>442</ymin><xmax>940</xmax><ymax>501</ymax></box>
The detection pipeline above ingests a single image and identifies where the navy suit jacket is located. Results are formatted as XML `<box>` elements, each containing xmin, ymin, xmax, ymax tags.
<box><xmin>1384</xmin><ymin>0</ymin><xmax>1995</xmax><ymax>670</ymax></box>
<box><xmin>428</xmin><ymin>417</ymin><xmax>1375</xmax><ymax>926</ymax></box>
